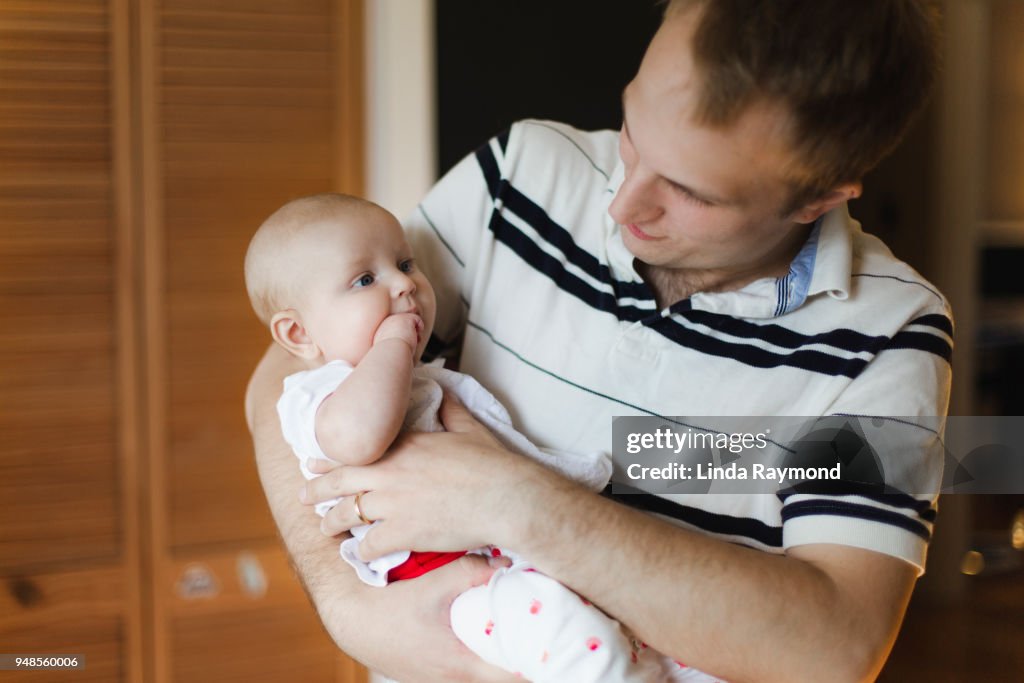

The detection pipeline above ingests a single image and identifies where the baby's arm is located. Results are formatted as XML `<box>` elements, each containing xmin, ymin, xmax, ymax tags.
<box><xmin>314</xmin><ymin>313</ymin><xmax>422</xmax><ymax>466</ymax></box>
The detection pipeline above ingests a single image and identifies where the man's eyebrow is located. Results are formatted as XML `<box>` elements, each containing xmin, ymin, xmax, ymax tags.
<box><xmin>620</xmin><ymin>88</ymin><xmax>732</xmax><ymax>207</ymax></box>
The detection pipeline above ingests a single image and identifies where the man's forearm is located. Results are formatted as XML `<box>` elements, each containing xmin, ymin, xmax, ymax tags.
<box><xmin>246</xmin><ymin>344</ymin><xmax>372</xmax><ymax>648</ymax></box>
<box><xmin>503</xmin><ymin>469</ymin><xmax>915</xmax><ymax>683</ymax></box>
<box><xmin>246</xmin><ymin>345</ymin><xmax>519</xmax><ymax>683</ymax></box>
<box><xmin>304</xmin><ymin>399</ymin><xmax>916</xmax><ymax>681</ymax></box>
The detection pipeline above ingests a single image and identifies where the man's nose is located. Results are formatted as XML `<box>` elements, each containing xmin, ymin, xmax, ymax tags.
<box><xmin>609</xmin><ymin>166</ymin><xmax>661</xmax><ymax>226</ymax></box>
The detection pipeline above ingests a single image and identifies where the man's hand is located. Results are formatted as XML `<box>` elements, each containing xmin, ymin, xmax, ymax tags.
<box><xmin>373</xmin><ymin>313</ymin><xmax>423</xmax><ymax>355</ymax></box>
<box><xmin>303</xmin><ymin>393</ymin><xmax>550</xmax><ymax>559</ymax></box>
<box><xmin>340</xmin><ymin>554</ymin><xmax>519</xmax><ymax>683</ymax></box>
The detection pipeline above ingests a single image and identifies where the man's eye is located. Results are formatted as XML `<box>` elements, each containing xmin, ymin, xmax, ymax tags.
<box><xmin>672</xmin><ymin>184</ymin><xmax>713</xmax><ymax>208</ymax></box>
<box><xmin>354</xmin><ymin>274</ymin><xmax>374</xmax><ymax>287</ymax></box>
<box><xmin>398</xmin><ymin>259</ymin><xmax>414</xmax><ymax>273</ymax></box>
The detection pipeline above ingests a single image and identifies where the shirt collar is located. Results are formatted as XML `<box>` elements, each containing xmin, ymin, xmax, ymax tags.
<box><xmin>805</xmin><ymin>202</ymin><xmax>854</xmax><ymax>301</ymax></box>
<box><xmin>690</xmin><ymin>206</ymin><xmax>854</xmax><ymax>318</ymax></box>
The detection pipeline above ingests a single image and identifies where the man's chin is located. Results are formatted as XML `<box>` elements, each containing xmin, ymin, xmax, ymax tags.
<box><xmin>624</xmin><ymin>242</ymin><xmax>690</xmax><ymax>271</ymax></box>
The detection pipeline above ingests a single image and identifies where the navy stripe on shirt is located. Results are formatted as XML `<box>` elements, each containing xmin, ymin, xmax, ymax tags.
<box><xmin>776</xmin><ymin>483</ymin><xmax>937</xmax><ymax>521</ymax></box>
<box><xmin>485</xmin><ymin>209</ymin><xmax>652</xmax><ymax>320</ymax></box>
<box><xmin>781</xmin><ymin>499</ymin><xmax>932</xmax><ymax>541</ymax></box>
<box><xmin>605</xmin><ymin>484</ymin><xmax>783</xmax><ymax>548</ymax></box>
<box><xmin>475</xmin><ymin>143</ymin><xmax>653</xmax><ymax>306</ymax></box>
<box><xmin>644</xmin><ymin>315</ymin><xmax>870</xmax><ymax>378</ymax></box>
<box><xmin>473</xmin><ymin>139</ymin><xmax>952</xmax><ymax>377</ymax></box>
<box><xmin>885</xmin><ymin>330</ymin><xmax>953</xmax><ymax>362</ymax></box>
<box><xmin>677</xmin><ymin>309</ymin><xmax>888</xmax><ymax>354</ymax></box>
<box><xmin>910</xmin><ymin>313</ymin><xmax>954</xmax><ymax>337</ymax></box>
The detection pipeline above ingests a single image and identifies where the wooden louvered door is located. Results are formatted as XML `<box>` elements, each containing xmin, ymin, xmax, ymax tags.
<box><xmin>142</xmin><ymin>0</ymin><xmax>365</xmax><ymax>680</ymax></box>
<box><xmin>0</xmin><ymin>1</ymin><xmax>367</xmax><ymax>681</ymax></box>
<box><xmin>0</xmin><ymin>1</ymin><xmax>143</xmax><ymax>680</ymax></box>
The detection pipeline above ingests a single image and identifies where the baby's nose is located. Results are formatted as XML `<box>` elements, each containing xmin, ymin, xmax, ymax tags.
<box><xmin>392</xmin><ymin>272</ymin><xmax>416</xmax><ymax>296</ymax></box>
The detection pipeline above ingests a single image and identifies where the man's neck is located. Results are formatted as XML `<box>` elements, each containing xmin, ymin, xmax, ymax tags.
<box><xmin>638</xmin><ymin>223</ymin><xmax>813</xmax><ymax>310</ymax></box>
<box><xmin>636</xmin><ymin>262</ymin><xmax>782</xmax><ymax>309</ymax></box>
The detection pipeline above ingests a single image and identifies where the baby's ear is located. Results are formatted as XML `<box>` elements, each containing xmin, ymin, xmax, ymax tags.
<box><xmin>270</xmin><ymin>310</ymin><xmax>320</xmax><ymax>360</ymax></box>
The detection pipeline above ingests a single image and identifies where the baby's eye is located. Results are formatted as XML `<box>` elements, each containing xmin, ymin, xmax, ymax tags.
<box><xmin>398</xmin><ymin>259</ymin><xmax>415</xmax><ymax>273</ymax></box>
<box><xmin>353</xmin><ymin>273</ymin><xmax>375</xmax><ymax>288</ymax></box>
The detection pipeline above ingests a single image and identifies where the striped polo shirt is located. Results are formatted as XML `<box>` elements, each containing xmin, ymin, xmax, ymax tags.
<box><xmin>406</xmin><ymin>119</ymin><xmax>952</xmax><ymax>573</ymax></box>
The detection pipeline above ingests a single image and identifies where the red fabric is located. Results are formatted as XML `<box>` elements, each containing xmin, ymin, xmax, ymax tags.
<box><xmin>387</xmin><ymin>550</ymin><xmax>467</xmax><ymax>581</ymax></box>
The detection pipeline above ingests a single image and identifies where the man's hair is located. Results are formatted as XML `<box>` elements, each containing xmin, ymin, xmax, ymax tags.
<box><xmin>665</xmin><ymin>0</ymin><xmax>941</xmax><ymax>211</ymax></box>
<box><xmin>244</xmin><ymin>192</ymin><xmax>375</xmax><ymax>325</ymax></box>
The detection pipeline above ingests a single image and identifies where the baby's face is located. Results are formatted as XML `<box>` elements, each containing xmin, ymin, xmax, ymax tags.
<box><xmin>296</xmin><ymin>207</ymin><xmax>436</xmax><ymax>365</ymax></box>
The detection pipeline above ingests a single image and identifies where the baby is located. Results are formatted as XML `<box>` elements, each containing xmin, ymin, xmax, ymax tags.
<box><xmin>245</xmin><ymin>193</ymin><xmax>684</xmax><ymax>682</ymax></box>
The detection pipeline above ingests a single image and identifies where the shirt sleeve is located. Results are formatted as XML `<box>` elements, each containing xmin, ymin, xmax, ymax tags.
<box><xmin>781</xmin><ymin>304</ymin><xmax>953</xmax><ymax>575</ymax></box>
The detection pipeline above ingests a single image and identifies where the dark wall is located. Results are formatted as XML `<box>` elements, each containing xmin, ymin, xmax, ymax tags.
<box><xmin>435</xmin><ymin>1</ymin><xmax>663</xmax><ymax>175</ymax></box>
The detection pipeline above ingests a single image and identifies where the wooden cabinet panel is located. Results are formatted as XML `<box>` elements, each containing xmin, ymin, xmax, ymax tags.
<box><xmin>0</xmin><ymin>0</ymin><xmax>121</xmax><ymax>567</ymax></box>
<box><xmin>138</xmin><ymin>0</ymin><xmax>366</xmax><ymax>680</ymax></box>
<box><xmin>0</xmin><ymin>1</ymin><xmax>142</xmax><ymax>678</ymax></box>
<box><xmin>0</xmin><ymin>614</ymin><xmax>124</xmax><ymax>682</ymax></box>
<box><xmin>1</xmin><ymin>0</ymin><xmax>365</xmax><ymax>680</ymax></box>
<box><xmin>164</xmin><ymin>546</ymin><xmax>347</xmax><ymax>682</ymax></box>
<box><xmin>149</xmin><ymin>0</ymin><xmax>348</xmax><ymax>551</ymax></box>
<box><xmin>0</xmin><ymin>567</ymin><xmax>126</xmax><ymax>682</ymax></box>
<box><xmin>171</xmin><ymin>608</ymin><xmax>339</xmax><ymax>682</ymax></box>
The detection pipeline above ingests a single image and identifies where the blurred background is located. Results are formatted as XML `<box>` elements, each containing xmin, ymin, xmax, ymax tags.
<box><xmin>0</xmin><ymin>1</ymin><xmax>1020</xmax><ymax>681</ymax></box>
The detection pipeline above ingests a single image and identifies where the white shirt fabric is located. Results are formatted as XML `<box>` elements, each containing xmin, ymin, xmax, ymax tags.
<box><xmin>406</xmin><ymin>119</ymin><xmax>952</xmax><ymax>575</ymax></box>
<box><xmin>371</xmin><ymin>118</ymin><xmax>950</xmax><ymax>682</ymax></box>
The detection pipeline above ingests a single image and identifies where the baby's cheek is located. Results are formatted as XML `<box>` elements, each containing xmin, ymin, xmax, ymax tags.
<box><xmin>337</xmin><ymin>311</ymin><xmax>383</xmax><ymax>364</ymax></box>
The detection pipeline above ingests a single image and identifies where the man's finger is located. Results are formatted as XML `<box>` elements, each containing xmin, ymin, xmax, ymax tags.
<box><xmin>438</xmin><ymin>390</ymin><xmax>485</xmax><ymax>434</ymax></box>
<box><xmin>306</xmin><ymin>457</ymin><xmax>340</xmax><ymax>474</ymax></box>
<box><xmin>356</xmin><ymin>521</ymin><xmax>403</xmax><ymax>560</ymax></box>
<box><xmin>439</xmin><ymin>554</ymin><xmax>501</xmax><ymax>598</ymax></box>
<box><xmin>321</xmin><ymin>489</ymin><xmax>377</xmax><ymax>535</ymax></box>
<box><xmin>300</xmin><ymin>463</ymin><xmax>376</xmax><ymax>504</ymax></box>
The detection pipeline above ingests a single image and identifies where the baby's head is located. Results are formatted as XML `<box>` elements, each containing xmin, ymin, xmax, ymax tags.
<box><xmin>244</xmin><ymin>193</ymin><xmax>436</xmax><ymax>366</ymax></box>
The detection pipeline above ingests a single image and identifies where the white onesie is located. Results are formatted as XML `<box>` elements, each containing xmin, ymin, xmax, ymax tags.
<box><xmin>278</xmin><ymin>360</ymin><xmax>712</xmax><ymax>683</ymax></box>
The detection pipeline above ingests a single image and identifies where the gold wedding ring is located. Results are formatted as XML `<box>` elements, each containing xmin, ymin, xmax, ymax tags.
<box><xmin>353</xmin><ymin>490</ymin><xmax>373</xmax><ymax>525</ymax></box>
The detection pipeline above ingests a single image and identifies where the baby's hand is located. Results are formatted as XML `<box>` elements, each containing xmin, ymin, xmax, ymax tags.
<box><xmin>373</xmin><ymin>313</ymin><xmax>423</xmax><ymax>355</ymax></box>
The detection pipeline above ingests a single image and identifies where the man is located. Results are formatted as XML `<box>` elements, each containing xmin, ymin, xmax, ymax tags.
<box><xmin>246</xmin><ymin>1</ymin><xmax>950</xmax><ymax>680</ymax></box>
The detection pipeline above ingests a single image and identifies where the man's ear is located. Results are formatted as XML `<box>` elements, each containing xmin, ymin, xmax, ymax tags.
<box><xmin>789</xmin><ymin>181</ymin><xmax>862</xmax><ymax>224</ymax></box>
<box><xmin>270</xmin><ymin>310</ymin><xmax>320</xmax><ymax>360</ymax></box>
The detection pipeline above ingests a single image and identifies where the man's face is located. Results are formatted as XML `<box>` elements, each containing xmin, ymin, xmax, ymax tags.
<box><xmin>610</xmin><ymin>7</ymin><xmax>812</xmax><ymax>276</ymax></box>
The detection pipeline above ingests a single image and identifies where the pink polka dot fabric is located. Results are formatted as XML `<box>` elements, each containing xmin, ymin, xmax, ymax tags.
<box><xmin>450</xmin><ymin>562</ymin><xmax>722</xmax><ymax>682</ymax></box>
